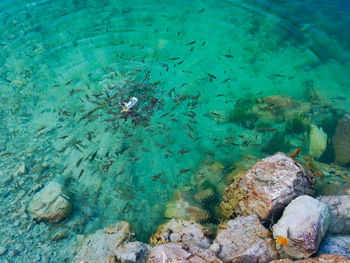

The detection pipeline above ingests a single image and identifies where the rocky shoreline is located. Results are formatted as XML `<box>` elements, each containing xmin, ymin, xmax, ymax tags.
<box><xmin>67</xmin><ymin>152</ymin><xmax>350</xmax><ymax>263</ymax></box>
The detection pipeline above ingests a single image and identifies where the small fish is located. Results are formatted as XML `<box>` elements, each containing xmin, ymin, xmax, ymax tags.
<box><xmin>169</xmin><ymin>57</ymin><xmax>180</xmax><ymax>60</ymax></box>
<box><xmin>198</xmin><ymin>8</ymin><xmax>205</xmax><ymax>13</ymax></box>
<box><xmin>216</xmin><ymin>94</ymin><xmax>224</xmax><ymax>97</ymax></box>
<box><xmin>53</xmin><ymin>84</ymin><xmax>60</xmax><ymax>87</ymax></box>
<box><xmin>177</xmin><ymin>60</ymin><xmax>184</xmax><ymax>65</ymax></box>
<box><xmin>275</xmin><ymin>236</ymin><xmax>288</xmax><ymax>247</ymax></box>
<box><xmin>255</xmin><ymin>128</ymin><xmax>278</xmax><ymax>132</ymax></box>
<box><xmin>289</xmin><ymin>148</ymin><xmax>301</xmax><ymax>158</ymax></box>
<box><xmin>78</xmin><ymin>168</ymin><xmax>85</xmax><ymax>180</ymax></box>
<box><xmin>90</xmin><ymin>150</ymin><xmax>98</xmax><ymax>161</ymax></box>
<box><xmin>65</xmin><ymin>80</ymin><xmax>73</xmax><ymax>86</ymax></box>
<box><xmin>177</xmin><ymin>149</ymin><xmax>191</xmax><ymax>155</ymax></box>
<box><xmin>76</xmin><ymin>157</ymin><xmax>84</xmax><ymax>167</ymax></box>
<box><xmin>166</xmin><ymin>148</ymin><xmax>175</xmax><ymax>155</ymax></box>
<box><xmin>186</xmin><ymin>132</ymin><xmax>195</xmax><ymax>140</ymax></box>
<box><xmin>207</xmin><ymin>73</ymin><xmax>216</xmax><ymax>79</ymax></box>
<box><xmin>160</xmin><ymin>112</ymin><xmax>170</xmax><ymax>118</ymax></box>
<box><xmin>186</xmin><ymin>41</ymin><xmax>196</xmax><ymax>45</ymax></box>
<box><xmin>223</xmin><ymin>54</ymin><xmax>234</xmax><ymax>58</ymax></box>
<box><xmin>179</xmin><ymin>168</ymin><xmax>191</xmax><ymax>174</ymax></box>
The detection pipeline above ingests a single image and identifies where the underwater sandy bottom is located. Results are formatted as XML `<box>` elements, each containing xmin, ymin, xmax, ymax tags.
<box><xmin>0</xmin><ymin>0</ymin><xmax>350</xmax><ymax>262</ymax></box>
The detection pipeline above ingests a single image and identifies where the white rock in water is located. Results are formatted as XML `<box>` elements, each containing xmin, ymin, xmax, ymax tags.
<box><xmin>28</xmin><ymin>181</ymin><xmax>72</xmax><ymax>223</ymax></box>
<box><xmin>273</xmin><ymin>195</ymin><xmax>330</xmax><ymax>259</ymax></box>
<box><xmin>210</xmin><ymin>214</ymin><xmax>278</xmax><ymax>263</ymax></box>
<box><xmin>73</xmin><ymin>221</ymin><xmax>132</xmax><ymax>263</ymax></box>
<box><xmin>309</xmin><ymin>124</ymin><xmax>327</xmax><ymax>159</ymax></box>
<box><xmin>15</xmin><ymin>163</ymin><xmax>26</xmax><ymax>176</ymax></box>
<box><xmin>318</xmin><ymin>195</ymin><xmax>350</xmax><ymax>234</ymax></box>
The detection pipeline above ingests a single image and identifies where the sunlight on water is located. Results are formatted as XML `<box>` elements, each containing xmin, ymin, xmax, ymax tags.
<box><xmin>0</xmin><ymin>0</ymin><xmax>349</xmax><ymax>262</ymax></box>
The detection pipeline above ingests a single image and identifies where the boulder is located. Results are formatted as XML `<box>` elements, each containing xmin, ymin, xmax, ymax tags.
<box><xmin>272</xmin><ymin>195</ymin><xmax>330</xmax><ymax>259</ymax></box>
<box><xmin>210</xmin><ymin>214</ymin><xmax>278</xmax><ymax>263</ymax></box>
<box><xmin>220</xmin><ymin>153</ymin><xmax>314</xmax><ymax>221</ymax></box>
<box><xmin>115</xmin><ymin>241</ymin><xmax>151</xmax><ymax>263</ymax></box>
<box><xmin>270</xmin><ymin>254</ymin><xmax>350</xmax><ymax>262</ymax></box>
<box><xmin>28</xmin><ymin>181</ymin><xmax>72</xmax><ymax>223</ymax></box>
<box><xmin>73</xmin><ymin>221</ymin><xmax>133</xmax><ymax>263</ymax></box>
<box><xmin>333</xmin><ymin>114</ymin><xmax>350</xmax><ymax>166</ymax></box>
<box><xmin>147</xmin><ymin>243</ymin><xmax>222</xmax><ymax>263</ymax></box>
<box><xmin>317</xmin><ymin>234</ymin><xmax>350</xmax><ymax>259</ymax></box>
<box><xmin>309</xmin><ymin>125</ymin><xmax>327</xmax><ymax>159</ymax></box>
<box><xmin>150</xmin><ymin>219</ymin><xmax>210</xmax><ymax>248</ymax></box>
<box><xmin>318</xmin><ymin>196</ymin><xmax>350</xmax><ymax>234</ymax></box>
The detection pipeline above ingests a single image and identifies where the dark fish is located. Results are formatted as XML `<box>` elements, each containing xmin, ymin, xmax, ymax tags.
<box><xmin>208</xmin><ymin>73</ymin><xmax>216</xmax><ymax>79</ymax></box>
<box><xmin>187</xmin><ymin>124</ymin><xmax>194</xmax><ymax>132</ymax></box>
<box><xmin>186</xmin><ymin>41</ymin><xmax>196</xmax><ymax>45</ymax></box>
<box><xmin>216</xmin><ymin>94</ymin><xmax>224</xmax><ymax>97</ymax></box>
<box><xmin>223</xmin><ymin>54</ymin><xmax>234</xmax><ymax>58</ymax></box>
<box><xmin>53</xmin><ymin>84</ymin><xmax>60</xmax><ymax>87</ymax></box>
<box><xmin>90</xmin><ymin>150</ymin><xmax>98</xmax><ymax>161</ymax></box>
<box><xmin>198</xmin><ymin>8</ymin><xmax>205</xmax><ymax>13</ymax></box>
<box><xmin>160</xmin><ymin>112</ymin><xmax>170</xmax><ymax>118</ymax></box>
<box><xmin>186</xmin><ymin>132</ymin><xmax>195</xmax><ymax>140</ymax></box>
<box><xmin>65</xmin><ymin>80</ymin><xmax>73</xmax><ymax>86</ymax></box>
<box><xmin>169</xmin><ymin>57</ymin><xmax>180</xmax><ymax>60</ymax></box>
<box><xmin>204</xmin><ymin>151</ymin><xmax>215</xmax><ymax>156</ymax></box>
<box><xmin>166</xmin><ymin>148</ymin><xmax>175</xmax><ymax>155</ymax></box>
<box><xmin>255</xmin><ymin>128</ymin><xmax>278</xmax><ymax>132</ymax></box>
<box><xmin>222</xmin><ymin>78</ymin><xmax>230</xmax><ymax>83</ymax></box>
<box><xmin>76</xmin><ymin>157</ymin><xmax>84</xmax><ymax>167</ymax></box>
<box><xmin>202</xmin><ymin>41</ymin><xmax>206</xmax><ymax>46</ymax></box>
<box><xmin>274</xmin><ymin>74</ymin><xmax>285</xmax><ymax>77</ymax></box>
<box><xmin>177</xmin><ymin>60</ymin><xmax>184</xmax><ymax>65</ymax></box>
<box><xmin>78</xmin><ymin>168</ymin><xmax>85</xmax><ymax>180</ymax></box>
<box><xmin>152</xmin><ymin>173</ymin><xmax>163</xmax><ymax>181</ymax></box>
<box><xmin>179</xmin><ymin>168</ymin><xmax>191</xmax><ymax>174</ymax></box>
<box><xmin>177</xmin><ymin>149</ymin><xmax>191</xmax><ymax>155</ymax></box>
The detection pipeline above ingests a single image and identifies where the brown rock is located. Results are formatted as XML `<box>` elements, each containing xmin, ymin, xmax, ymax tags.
<box><xmin>270</xmin><ymin>254</ymin><xmax>350</xmax><ymax>262</ymax></box>
<box><xmin>220</xmin><ymin>153</ymin><xmax>314</xmax><ymax>221</ymax></box>
<box><xmin>147</xmin><ymin>243</ymin><xmax>222</xmax><ymax>263</ymax></box>
<box><xmin>333</xmin><ymin>114</ymin><xmax>350</xmax><ymax>166</ymax></box>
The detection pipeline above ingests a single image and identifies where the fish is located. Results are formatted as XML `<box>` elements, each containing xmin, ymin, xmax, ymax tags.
<box><xmin>223</xmin><ymin>54</ymin><xmax>234</xmax><ymax>58</ymax></box>
<box><xmin>53</xmin><ymin>84</ymin><xmax>60</xmax><ymax>87</ymax></box>
<box><xmin>199</xmin><ymin>8</ymin><xmax>205</xmax><ymax>13</ymax></box>
<box><xmin>216</xmin><ymin>94</ymin><xmax>224</xmax><ymax>97</ymax></box>
<box><xmin>207</xmin><ymin>73</ymin><xmax>216</xmax><ymax>79</ymax></box>
<box><xmin>186</xmin><ymin>41</ymin><xmax>196</xmax><ymax>45</ymax></box>
<box><xmin>186</xmin><ymin>132</ymin><xmax>195</xmax><ymax>140</ymax></box>
<box><xmin>179</xmin><ymin>168</ymin><xmax>191</xmax><ymax>174</ymax></box>
<box><xmin>177</xmin><ymin>60</ymin><xmax>184</xmax><ymax>65</ymax></box>
<box><xmin>166</xmin><ymin>148</ymin><xmax>175</xmax><ymax>155</ymax></box>
<box><xmin>169</xmin><ymin>57</ymin><xmax>180</xmax><ymax>60</ymax></box>
<box><xmin>255</xmin><ymin>128</ymin><xmax>278</xmax><ymax>132</ymax></box>
<box><xmin>65</xmin><ymin>80</ymin><xmax>73</xmax><ymax>86</ymax></box>
<box><xmin>77</xmin><ymin>168</ymin><xmax>85</xmax><ymax>180</ymax></box>
<box><xmin>289</xmin><ymin>148</ymin><xmax>301</xmax><ymax>158</ymax></box>
<box><xmin>152</xmin><ymin>173</ymin><xmax>163</xmax><ymax>181</ymax></box>
<box><xmin>160</xmin><ymin>112</ymin><xmax>170</xmax><ymax>118</ymax></box>
<box><xmin>76</xmin><ymin>157</ymin><xmax>84</xmax><ymax>167</ymax></box>
<box><xmin>275</xmin><ymin>236</ymin><xmax>288</xmax><ymax>247</ymax></box>
<box><xmin>177</xmin><ymin>149</ymin><xmax>191</xmax><ymax>155</ymax></box>
<box><xmin>90</xmin><ymin>150</ymin><xmax>98</xmax><ymax>161</ymax></box>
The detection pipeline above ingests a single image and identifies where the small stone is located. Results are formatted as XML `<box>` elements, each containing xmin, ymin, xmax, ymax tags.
<box><xmin>270</xmin><ymin>254</ymin><xmax>350</xmax><ymax>262</ymax></box>
<box><xmin>317</xmin><ymin>234</ymin><xmax>350</xmax><ymax>258</ymax></box>
<box><xmin>15</xmin><ymin>163</ymin><xmax>26</xmax><ymax>176</ymax></box>
<box><xmin>52</xmin><ymin>229</ymin><xmax>69</xmax><ymax>241</ymax></box>
<box><xmin>0</xmin><ymin>246</ymin><xmax>7</xmax><ymax>256</ymax></box>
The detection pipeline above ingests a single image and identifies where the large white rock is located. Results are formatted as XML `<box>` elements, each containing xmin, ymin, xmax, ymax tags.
<box><xmin>28</xmin><ymin>181</ymin><xmax>72</xmax><ymax>223</ymax></box>
<box><xmin>309</xmin><ymin>124</ymin><xmax>327</xmax><ymax>159</ymax></box>
<box><xmin>318</xmin><ymin>195</ymin><xmax>350</xmax><ymax>234</ymax></box>
<box><xmin>73</xmin><ymin>221</ymin><xmax>133</xmax><ymax>263</ymax></box>
<box><xmin>221</xmin><ymin>153</ymin><xmax>315</xmax><ymax>221</ymax></box>
<box><xmin>210</xmin><ymin>214</ymin><xmax>278</xmax><ymax>263</ymax></box>
<box><xmin>273</xmin><ymin>195</ymin><xmax>330</xmax><ymax>259</ymax></box>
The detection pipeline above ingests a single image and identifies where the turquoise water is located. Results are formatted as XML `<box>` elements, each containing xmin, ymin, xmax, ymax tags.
<box><xmin>0</xmin><ymin>0</ymin><xmax>350</xmax><ymax>262</ymax></box>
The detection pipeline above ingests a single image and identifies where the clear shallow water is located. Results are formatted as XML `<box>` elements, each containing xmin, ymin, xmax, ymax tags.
<box><xmin>0</xmin><ymin>0</ymin><xmax>350</xmax><ymax>262</ymax></box>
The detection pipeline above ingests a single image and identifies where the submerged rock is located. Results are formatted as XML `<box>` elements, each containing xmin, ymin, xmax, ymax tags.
<box><xmin>115</xmin><ymin>241</ymin><xmax>151</xmax><ymax>263</ymax></box>
<box><xmin>28</xmin><ymin>181</ymin><xmax>72</xmax><ymax>223</ymax></box>
<box><xmin>210</xmin><ymin>214</ymin><xmax>278</xmax><ymax>263</ymax></box>
<box><xmin>309</xmin><ymin>125</ymin><xmax>327</xmax><ymax>159</ymax></box>
<box><xmin>270</xmin><ymin>254</ymin><xmax>350</xmax><ymax>262</ymax></box>
<box><xmin>147</xmin><ymin>243</ymin><xmax>222</xmax><ymax>263</ymax></box>
<box><xmin>272</xmin><ymin>195</ymin><xmax>330</xmax><ymax>259</ymax></box>
<box><xmin>318</xmin><ymin>195</ymin><xmax>350</xmax><ymax>234</ymax></box>
<box><xmin>73</xmin><ymin>221</ymin><xmax>133</xmax><ymax>263</ymax></box>
<box><xmin>333</xmin><ymin>114</ymin><xmax>350</xmax><ymax>166</ymax></box>
<box><xmin>150</xmin><ymin>219</ymin><xmax>211</xmax><ymax>248</ymax></box>
<box><xmin>317</xmin><ymin>234</ymin><xmax>350</xmax><ymax>259</ymax></box>
<box><xmin>220</xmin><ymin>152</ymin><xmax>314</xmax><ymax>221</ymax></box>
